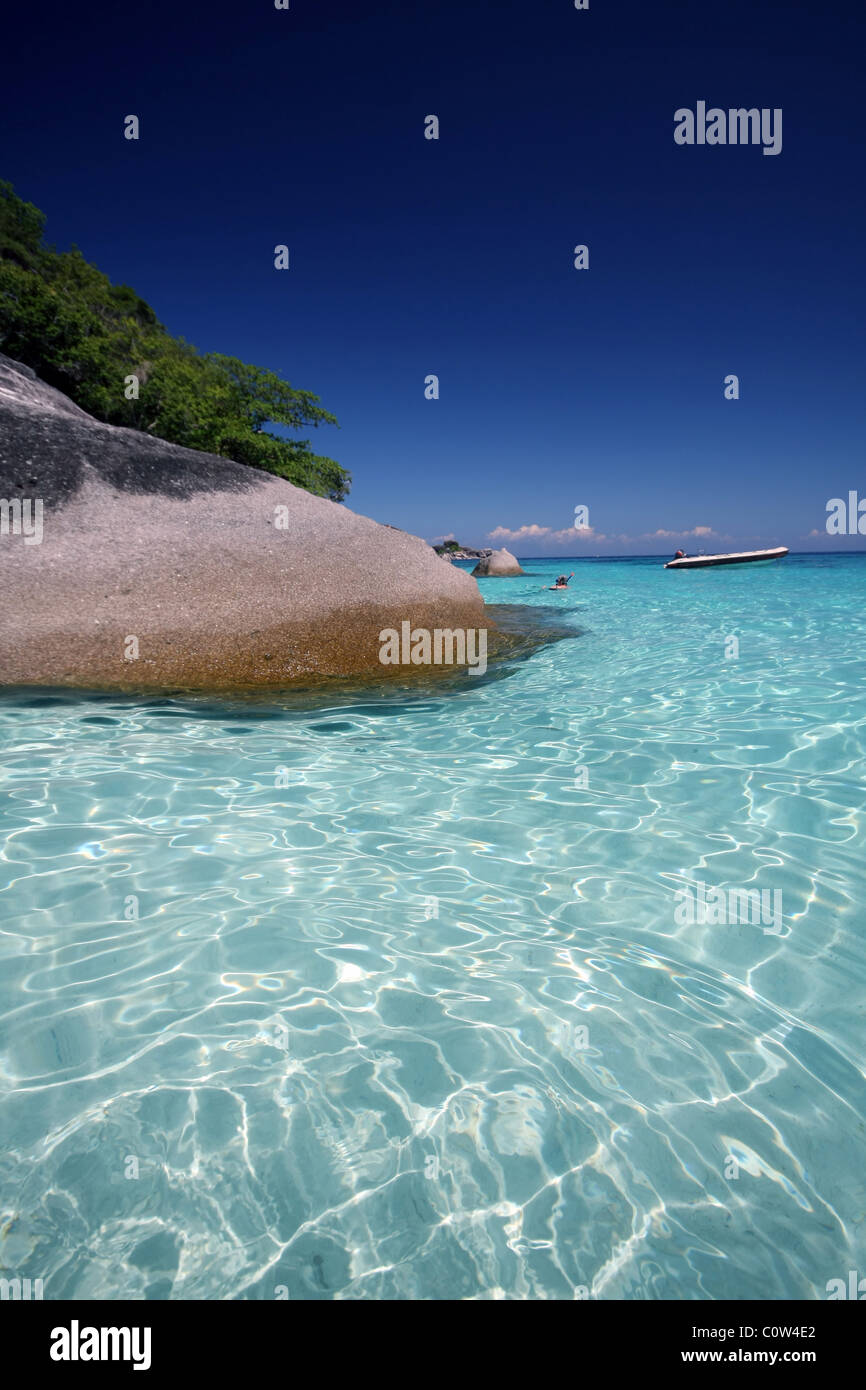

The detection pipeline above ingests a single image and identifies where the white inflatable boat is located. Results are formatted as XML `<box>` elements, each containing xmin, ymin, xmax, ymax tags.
<box><xmin>664</xmin><ymin>546</ymin><xmax>789</xmax><ymax>570</ymax></box>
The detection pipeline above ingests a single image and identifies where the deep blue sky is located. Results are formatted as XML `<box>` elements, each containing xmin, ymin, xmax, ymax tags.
<box><xmin>2</xmin><ymin>0</ymin><xmax>864</xmax><ymax>553</ymax></box>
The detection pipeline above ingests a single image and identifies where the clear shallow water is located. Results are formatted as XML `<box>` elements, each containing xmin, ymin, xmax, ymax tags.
<box><xmin>1</xmin><ymin>552</ymin><xmax>865</xmax><ymax>1301</ymax></box>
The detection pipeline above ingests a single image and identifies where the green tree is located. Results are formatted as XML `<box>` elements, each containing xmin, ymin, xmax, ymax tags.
<box><xmin>0</xmin><ymin>180</ymin><xmax>349</xmax><ymax>500</ymax></box>
<box><xmin>0</xmin><ymin>182</ymin><xmax>45</xmax><ymax>268</ymax></box>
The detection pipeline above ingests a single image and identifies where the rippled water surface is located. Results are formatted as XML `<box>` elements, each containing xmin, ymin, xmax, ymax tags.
<box><xmin>1</xmin><ymin>553</ymin><xmax>865</xmax><ymax>1300</ymax></box>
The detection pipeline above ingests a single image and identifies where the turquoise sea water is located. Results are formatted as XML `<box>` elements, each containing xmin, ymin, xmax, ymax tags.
<box><xmin>1</xmin><ymin>552</ymin><xmax>865</xmax><ymax>1301</ymax></box>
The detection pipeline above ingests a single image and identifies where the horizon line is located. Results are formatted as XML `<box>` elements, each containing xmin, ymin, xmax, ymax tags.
<box><xmin>447</xmin><ymin>549</ymin><xmax>866</xmax><ymax>560</ymax></box>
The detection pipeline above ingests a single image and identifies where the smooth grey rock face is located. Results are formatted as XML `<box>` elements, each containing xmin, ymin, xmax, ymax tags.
<box><xmin>0</xmin><ymin>353</ymin><xmax>257</xmax><ymax>509</ymax></box>
<box><xmin>471</xmin><ymin>548</ymin><xmax>525</xmax><ymax>577</ymax></box>
<box><xmin>0</xmin><ymin>355</ymin><xmax>490</xmax><ymax>689</ymax></box>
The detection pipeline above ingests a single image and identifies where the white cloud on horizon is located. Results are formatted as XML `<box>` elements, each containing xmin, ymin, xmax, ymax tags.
<box><xmin>649</xmin><ymin>525</ymin><xmax>716</xmax><ymax>539</ymax></box>
<box><xmin>487</xmin><ymin>522</ymin><xmax>720</xmax><ymax>549</ymax></box>
<box><xmin>488</xmin><ymin>523</ymin><xmax>610</xmax><ymax>545</ymax></box>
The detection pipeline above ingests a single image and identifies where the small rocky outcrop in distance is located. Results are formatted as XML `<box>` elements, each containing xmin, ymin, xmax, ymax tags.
<box><xmin>433</xmin><ymin>543</ymin><xmax>487</xmax><ymax>561</ymax></box>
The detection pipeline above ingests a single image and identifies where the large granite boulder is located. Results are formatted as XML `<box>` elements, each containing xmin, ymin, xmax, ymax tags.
<box><xmin>0</xmin><ymin>355</ymin><xmax>491</xmax><ymax>689</ymax></box>
<box><xmin>471</xmin><ymin>548</ymin><xmax>525</xmax><ymax>577</ymax></box>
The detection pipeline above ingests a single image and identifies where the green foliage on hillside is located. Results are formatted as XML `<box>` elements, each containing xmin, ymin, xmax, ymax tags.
<box><xmin>0</xmin><ymin>181</ymin><xmax>349</xmax><ymax>500</ymax></box>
